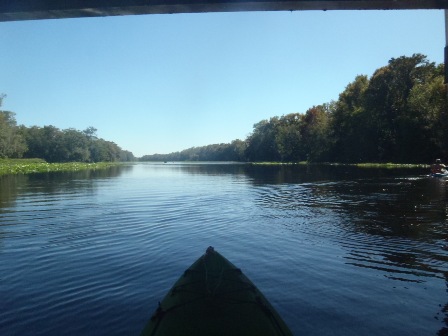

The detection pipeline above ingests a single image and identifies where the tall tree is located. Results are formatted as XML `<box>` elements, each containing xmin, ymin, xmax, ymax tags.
<box><xmin>275</xmin><ymin>113</ymin><xmax>302</xmax><ymax>162</ymax></box>
<box><xmin>363</xmin><ymin>54</ymin><xmax>436</xmax><ymax>162</ymax></box>
<box><xmin>61</xmin><ymin>128</ymin><xmax>91</xmax><ymax>162</ymax></box>
<box><xmin>245</xmin><ymin>118</ymin><xmax>281</xmax><ymax>162</ymax></box>
<box><xmin>407</xmin><ymin>63</ymin><xmax>448</xmax><ymax>161</ymax></box>
<box><xmin>22</xmin><ymin>125</ymin><xmax>63</xmax><ymax>162</ymax></box>
<box><xmin>0</xmin><ymin>97</ymin><xmax>27</xmax><ymax>159</ymax></box>
<box><xmin>330</xmin><ymin>75</ymin><xmax>371</xmax><ymax>162</ymax></box>
<box><xmin>300</xmin><ymin>105</ymin><xmax>332</xmax><ymax>162</ymax></box>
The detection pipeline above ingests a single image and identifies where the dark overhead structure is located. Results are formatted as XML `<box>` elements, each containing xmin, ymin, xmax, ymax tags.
<box><xmin>0</xmin><ymin>0</ymin><xmax>447</xmax><ymax>21</ymax></box>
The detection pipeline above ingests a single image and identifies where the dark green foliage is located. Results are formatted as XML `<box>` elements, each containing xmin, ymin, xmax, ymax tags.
<box><xmin>20</xmin><ymin>126</ymin><xmax>135</xmax><ymax>163</ymax></box>
<box><xmin>142</xmin><ymin>54</ymin><xmax>446</xmax><ymax>164</ymax></box>
<box><xmin>330</xmin><ymin>75</ymin><xmax>370</xmax><ymax>162</ymax></box>
<box><xmin>299</xmin><ymin>105</ymin><xmax>332</xmax><ymax>162</ymax></box>
<box><xmin>3</xmin><ymin>54</ymin><xmax>446</xmax><ymax>164</ymax></box>
<box><xmin>0</xmin><ymin>111</ymin><xmax>28</xmax><ymax>158</ymax></box>
<box><xmin>245</xmin><ymin>118</ymin><xmax>281</xmax><ymax>162</ymax></box>
<box><xmin>275</xmin><ymin>113</ymin><xmax>302</xmax><ymax>162</ymax></box>
<box><xmin>141</xmin><ymin>140</ymin><xmax>247</xmax><ymax>162</ymax></box>
<box><xmin>328</xmin><ymin>54</ymin><xmax>447</xmax><ymax>164</ymax></box>
<box><xmin>0</xmin><ymin>103</ymin><xmax>135</xmax><ymax>162</ymax></box>
<box><xmin>0</xmin><ymin>96</ymin><xmax>28</xmax><ymax>158</ymax></box>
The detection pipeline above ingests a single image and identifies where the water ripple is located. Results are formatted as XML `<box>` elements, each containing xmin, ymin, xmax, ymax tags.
<box><xmin>0</xmin><ymin>164</ymin><xmax>447</xmax><ymax>335</ymax></box>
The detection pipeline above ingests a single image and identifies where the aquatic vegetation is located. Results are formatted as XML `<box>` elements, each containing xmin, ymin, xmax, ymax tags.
<box><xmin>355</xmin><ymin>163</ymin><xmax>429</xmax><ymax>169</ymax></box>
<box><xmin>248</xmin><ymin>162</ymin><xmax>429</xmax><ymax>168</ymax></box>
<box><xmin>248</xmin><ymin>161</ymin><xmax>308</xmax><ymax>165</ymax></box>
<box><xmin>0</xmin><ymin>159</ymin><xmax>120</xmax><ymax>176</ymax></box>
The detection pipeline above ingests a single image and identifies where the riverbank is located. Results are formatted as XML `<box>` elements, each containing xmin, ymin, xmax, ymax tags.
<box><xmin>249</xmin><ymin>162</ymin><xmax>429</xmax><ymax>168</ymax></box>
<box><xmin>0</xmin><ymin>159</ymin><xmax>122</xmax><ymax>176</ymax></box>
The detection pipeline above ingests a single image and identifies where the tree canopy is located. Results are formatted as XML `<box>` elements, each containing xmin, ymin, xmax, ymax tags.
<box><xmin>141</xmin><ymin>54</ymin><xmax>447</xmax><ymax>164</ymax></box>
<box><xmin>0</xmin><ymin>97</ymin><xmax>135</xmax><ymax>162</ymax></box>
<box><xmin>3</xmin><ymin>54</ymin><xmax>446</xmax><ymax>164</ymax></box>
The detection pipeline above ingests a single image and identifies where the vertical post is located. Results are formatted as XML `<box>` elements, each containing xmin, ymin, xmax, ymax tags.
<box><xmin>445</xmin><ymin>10</ymin><xmax>448</xmax><ymax>85</ymax></box>
<box><xmin>444</xmin><ymin>10</ymin><xmax>448</xmax><ymax>163</ymax></box>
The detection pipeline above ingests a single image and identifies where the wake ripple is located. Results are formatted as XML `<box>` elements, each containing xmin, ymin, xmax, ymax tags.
<box><xmin>252</xmin><ymin>179</ymin><xmax>448</xmax><ymax>283</ymax></box>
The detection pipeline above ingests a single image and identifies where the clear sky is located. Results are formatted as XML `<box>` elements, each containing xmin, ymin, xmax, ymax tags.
<box><xmin>0</xmin><ymin>9</ymin><xmax>445</xmax><ymax>157</ymax></box>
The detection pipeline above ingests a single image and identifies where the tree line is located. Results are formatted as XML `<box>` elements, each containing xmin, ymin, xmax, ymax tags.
<box><xmin>141</xmin><ymin>54</ymin><xmax>447</xmax><ymax>164</ymax></box>
<box><xmin>0</xmin><ymin>96</ymin><xmax>134</xmax><ymax>162</ymax></box>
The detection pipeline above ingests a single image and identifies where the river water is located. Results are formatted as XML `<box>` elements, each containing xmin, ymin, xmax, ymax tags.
<box><xmin>0</xmin><ymin>162</ymin><xmax>447</xmax><ymax>335</ymax></box>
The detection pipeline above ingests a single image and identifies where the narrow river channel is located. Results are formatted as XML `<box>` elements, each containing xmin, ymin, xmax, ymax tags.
<box><xmin>1</xmin><ymin>163</ymin><xmax>447</xmax><ymax>335</ymax></box>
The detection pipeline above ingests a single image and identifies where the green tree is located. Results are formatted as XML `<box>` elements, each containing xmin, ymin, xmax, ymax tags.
<box><xmin>0</xmin><ymin>93</ymin><xmax>6</xmax><ymax>107</ymax></box>
<box><xmin>330</xmin><ymin>75</ymin><xmax>372</xmax><ymax>162</ymax></box>
<box><xmin>83</xmin><ymin>126</ymin><xmax>98</xmax><ymax>140</ymax></box>
<box><xmin>363</xmin><ymin>54</ymin><xmax>436</xmax><ymax>162</ymax></box>
<box><xmin>229</xmin><ymin>139</ymin><xmax>247</xmax><ymax>161</ymax></box>
<box><xmin>120</xmin><ymin>150</ymin><xmax>135</xmax><ymax>162</ymax></box>
<box><xmin>407</xmin><ymin>63</ymin><xmax>448</xmax><ymax>161</ymax></box>
<box><xmin>245</xmin><ymin>118</ymin><xmax>281</xmax><ymax>162</ymax></box>
<box><xmin>275</xmin><ymin>113</ymin><xmax>302</xmax><ymax>162</ymax></box>
<box><xmin>0</xmin><ymin>107</ymin><xmax>27</xmax><ymax>159</ymax></box>
<box><xmin>300</xmin><ymin>105</ymin><xmax>332</xmax><ymax>162</ymax></box>
<box><xmin>60</xmin><ymin>128</ymin><xmax>90</xmax><ymax>162</ymax></box>
<box><xmin>22</xmin><ymin>125</ymin><xmax>63</xmax><ymax>162</ymax></box>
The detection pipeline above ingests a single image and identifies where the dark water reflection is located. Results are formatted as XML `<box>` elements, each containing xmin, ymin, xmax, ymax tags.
<box><xmin>0</xmin><ymin>165</ymin><xmax>132</xmax><ymax>205</ymax></box>
<box><xmin>0</xmin><ymin>163</ymin><xmax>447</xmax><ymax>335</ymax></box>
<box><xmin>173</xmin><ymin>163</ymin><xmax>448</xmax><ymax>334</ymax></box>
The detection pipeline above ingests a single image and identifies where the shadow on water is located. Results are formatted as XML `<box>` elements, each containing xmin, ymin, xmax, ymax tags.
<box><xmin>241</xmin><ymin>164</ymin><xmax>431</xmax><ymax>185</ymax></box>
<box><xmin>174</xmin><ymin>162</ymin><xmax>429</xmax><ymax>184</ymax></box>
<box><xmin>159</xmin><ymin>162</ymin><xmax>248</xmax><ymax>176</ymax></box>
<box><xmin>175</xmin><ymin>163</ymin><xmax>446</xmax><ymax>275</ymax></box>
<box><xmin>330</xmin><ymin>177</ymin><xmax>447</xmax><ymax>280</ymax></box>
<box><xmin>439</xmin><ymin>271</ymin><xmax>448</xmax><ymax>336</ymax></box>
<box><xmin>174</xmin><ymin>163</ymin><xmax>448</xmax><ymax>333</ymax></box>
<box><xmin>175</xmin><ymin>162</ymin><xmax>448</xmax><ymax>333</ymax></box>
<box><xmin>0</xmin><ymin>165</ymin><xmax>132</xmax><ymax>206</ymax></box>
<box><xmin>1</xmin><ymin>161</ymin><xmax>447</xmax><ymax>334</ymax></box>
<box><xmin>0</xmin><ymin>165</ymin><xmax>133</xmax><ymax>247</ymax></box>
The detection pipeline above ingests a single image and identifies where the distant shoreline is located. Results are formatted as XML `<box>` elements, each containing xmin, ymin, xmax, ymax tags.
<box><xmin>248</xmin><ymin>162</ymin><xmax>429</xmax><ymax>168</ymax></box>
<box><xmin>1</xmin><ymin>159</ymin><xmax>430</xmax><ymax>176</ymax></box>
<box><xmin>142</xmin><ymin>160</ymin><xmax>430</xmax><ymax>169</ymax></box>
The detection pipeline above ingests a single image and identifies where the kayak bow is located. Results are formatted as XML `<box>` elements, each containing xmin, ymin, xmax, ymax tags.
<box><xmin>141</xmin><ymin>246</ymin><xmax>293</xmax><ymax>336</ymax></box>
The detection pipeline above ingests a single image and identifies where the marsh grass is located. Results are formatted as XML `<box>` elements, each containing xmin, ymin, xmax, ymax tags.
<box><xmin>0</xmin><ymin>159</ymin><xmax>120</xmax><ymax>176</ymax></box>
<box><xmin>249</xmin><ymin>161</ymin><xmax>308</xmax><ymax>165</ymax></box>
<box><xmin>249</xmin><ymin>161</ymin><xmax>429</xmax><ymax>168</ymax></box>
<box><xmin>355</xmin><ymin>163</ymin><xmax>429</xmax><ymax>168</ymax></box>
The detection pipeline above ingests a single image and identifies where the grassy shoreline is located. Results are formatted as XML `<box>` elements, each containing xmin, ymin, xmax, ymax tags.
<box><xmin>1</xmin><ymin>159</ymin><xmax>430</xmax><ymax>176</ymax></box>
<box><xmin>0</xmin><ymin>159</ymin><xmax>122</xmax><ymax>176</ymax></box>
<box><xmin>248</xmin><ymin>161</ymin><xmax>429</xmax><ymax>168</ymax></box>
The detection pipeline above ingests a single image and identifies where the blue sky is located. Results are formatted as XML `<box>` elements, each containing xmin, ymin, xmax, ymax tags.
<box><xmin>0</xmin><ymin>10</ymin><xmax>445</xmax><ymax>157</ymax></box>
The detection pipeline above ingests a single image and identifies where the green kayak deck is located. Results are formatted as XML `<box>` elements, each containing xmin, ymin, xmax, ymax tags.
<box><xmin>141</xmin><ymin>246</ymin><xmax>292</xmax><ymax>336</ymax></box>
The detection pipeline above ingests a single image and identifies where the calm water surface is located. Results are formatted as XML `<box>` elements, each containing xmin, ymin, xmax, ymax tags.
<box><xmin>0</xmin><ymin>163</ymin><xmax>447</xmax><ymax>335</ymax></box>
